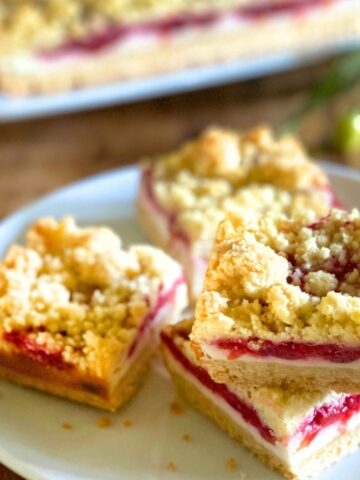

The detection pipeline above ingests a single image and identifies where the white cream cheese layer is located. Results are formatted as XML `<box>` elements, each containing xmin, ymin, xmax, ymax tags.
<box><xmin>165</xmin><ymin>343</ymin><xmax>360</xmax><ymax>469</ymax></box>
<box><xmin>201</xmin><ymin>344</ymin><xmax>360</xmax><ymax>368</ymax></box>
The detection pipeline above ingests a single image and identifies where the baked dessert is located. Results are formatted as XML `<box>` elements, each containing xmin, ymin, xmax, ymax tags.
<box><xmin>138</xmin><ymin>126</ymin><xmax>340</xmax><ymax>300</ymax></box>
<box><xmin>191</xmin><ymin>208</ymin><xmax>360</xmax><ymax>393</ymax></box>
<box><xmin>0</xmin><ymin>217</ymin><xmax>187</xmax><ymax>410</ymax></box>
<box><xmin>162</xmin><ymin>319</ymin><xmax>360</xmax><ymax>480</ymax></box>
<box><xmin>1</xmin><ymin>0</ymin><xmax>360</xmax><ymax>96</ymax></box>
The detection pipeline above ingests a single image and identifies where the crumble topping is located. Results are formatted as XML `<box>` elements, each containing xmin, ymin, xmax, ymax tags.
<box><xmin>194</xmin><ymin>209</ymin><xmax>360</xmax><ymax>345</ymax></box>
<box><xmin>146</xmin><ymin>126</ymin><xmax>333</xmax><ymax>248</ymax></box>
<box><xmin>0</xmin><ymin>0</ymin><xmax>274</xmax><ymax>54</ymax></box>
<box><xmin>0</xmin><ymin>217</ymin><xmax>181</xmax><ymax>374</ymax></box>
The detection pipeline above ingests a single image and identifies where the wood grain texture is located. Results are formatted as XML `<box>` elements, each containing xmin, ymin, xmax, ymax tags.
<box><xmin>0</xmin><ymin>56</ymin><xmax>358</xmax><ymax>479</ymax></box>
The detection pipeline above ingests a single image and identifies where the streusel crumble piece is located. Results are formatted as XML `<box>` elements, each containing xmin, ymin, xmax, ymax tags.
<box><xmin>0</xmin><ymin>217</ymin><xmax>187</xmax><ymax>410</ymax></box>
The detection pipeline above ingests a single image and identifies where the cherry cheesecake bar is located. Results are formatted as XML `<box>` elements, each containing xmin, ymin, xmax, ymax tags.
<box><xmin>138</xmin><ymin>126</ymin><xmax>339</xmax><ymax>301</ymax></box>
<box><xmin>0</xmin><ymin>217</ymin><xmax>187</xmax><ymax>410</ymax></box>
<box><xmin>162</xmin><ymin>319</ymin><xmax>360</xmax><ymax>479</ymax></box>
<box><xmin>1</xmin><ymin>0</ymin><xmax>360</xmax><ymax>96</ymax></box>
<box><xmin>191</xmin><ymin>209</ymin><xmax>360</xmax><ymax>393</ymax></box>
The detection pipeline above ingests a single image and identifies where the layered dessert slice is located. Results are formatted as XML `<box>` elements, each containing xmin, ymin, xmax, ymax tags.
<box><xmin>162</xmin><ymin>319</ymin><xmax>360</xmax><ymax>479</ymax></box>
<box><xmin>0</xmin><ymin>217</ymin><xmax>187</xmax><ymax>410</ymax></box>
<box><xmin>138</xmin><ymin>126</ymin><xmax>340</xmax><ymax>301</ymax></box>
<box><xmin>191</xmin><ymin>208</ymin><xmax>360</xmax><ymax>392</ymax></box>
<box><xmin>1</xmin><ymin>0</ymin><xmax>360</xmax><ymax>96</ymax></box>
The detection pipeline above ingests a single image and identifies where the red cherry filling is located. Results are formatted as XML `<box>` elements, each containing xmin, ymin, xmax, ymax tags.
<box><xmin>214</xmin><ymin>337</ymin><xmax>360</xmax><ymax>363</ymax></box>
<box><xmin>161</xmin><ymin>330</ymin><xmax>276</xmax><ymax>444</ymax></box>
<box><xmin>39</xmin><ymin>0</ymin><xmax>331</xmax><ymax>59</ymax></box>
<box><xmin>127</xmin><ymin>275</ymin><xmax>185</xmax><ymax>357</ymax></box>
<box><xmin>297</xmin><ymin>394</ymin><xmax>360</xmax><ymax>449</ymax></box>
<box><xmin>164</xmin><ymin>330</ymin><xmax>360</xmax><ymax>450</ymax></box>
<box><xmin>3</xmin><ymin>330</ymin><xmax>69</xmax><ymax>370</ymax></box>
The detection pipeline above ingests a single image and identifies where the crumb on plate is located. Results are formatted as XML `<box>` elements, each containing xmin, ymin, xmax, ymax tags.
<box><xmin>166</xmin><ymin>462</ymin><xmax>176</xmax><ymax>472</ymax></box>
<box><xmin>97</xmin><ymin>417</ymin><xmax>112</xmax><ymax>428</ymax></box>
<box><xmin>123</xmin><ymin>419</ymin><xmax>133</xmax><ymax>428</ymax></box>
<box><xmin>170</xmin><ymin>400</ymin><xmax>185</xmax><ymax>415</ymax></box>
<box><xmin>226</xmin><ymin>458</ymin><xmax>237</xmax><ymax>472</ymax></box>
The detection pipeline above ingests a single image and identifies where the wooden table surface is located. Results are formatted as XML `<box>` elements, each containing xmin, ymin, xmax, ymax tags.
<box><xmin>0</xmin><ymin>56</ymin><xmax>358</xmax><ymax>479</ymax></box>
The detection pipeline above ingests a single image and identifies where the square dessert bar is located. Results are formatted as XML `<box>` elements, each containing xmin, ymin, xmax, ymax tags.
<box><xmin>162</xmin><ymin>320</ymin><xmax>360</xmax><ymax>480</ymax></box>
<box><xmin>0</xmin><ymin>217</ymin><xmax>187</xmax><ymax>410</ymax></box>
<box><xmin>191</xmin><ymin>209</ymin><xmax>360</xmax><ymax>393</ymax></box>
<box><xmin>2</xmin><ymin>0</ymin><xmax>360</xmax><ymax>96</ymax></box>
<box><xmin>138</xmin><ymin>126</ymin><xmax>340</xmax><ymax>300</ymax></box>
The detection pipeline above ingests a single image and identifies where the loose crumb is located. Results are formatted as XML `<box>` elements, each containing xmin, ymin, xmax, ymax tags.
<box><xmin>166</xmin><ymin>462</ymin><xmax>176</xmax><ymax>472</ymax></box>
<box><xmin>182</xmin><ymin>434</ymin><xmax>191</xmax><ymax>442</ymax></box>
<box><xmin>123</xmin><ymin>419</ymin><xmax>133</xmax><ymax>428</ymax></box>
<box><xmin>62</xmin><ymin>423</ymin><xmax>73</xmax><ymax>430</ymax></box>
<box><xmin>97</xmin><ymin>417</ymin><xmax>112</xmax><ymax>428</ymax></box>
<box><xmin>226</xmin><ymin>458</ymin><xmax>237</xmax><ymax>472</ymax></box>
<box><xmin>170</xmin><ymin>400</ymin><xmax>185</xmax><ymax>416</ymax></box>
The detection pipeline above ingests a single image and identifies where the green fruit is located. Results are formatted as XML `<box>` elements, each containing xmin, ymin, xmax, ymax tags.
<box><xmin>334</xmin><ymin>111</ymin><xmax>360</xmax><ymax>154</ymax></box>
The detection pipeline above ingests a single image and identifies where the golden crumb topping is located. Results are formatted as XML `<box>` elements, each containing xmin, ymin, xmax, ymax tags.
<box><xmin>0</xmin><ymin>217</ymin><xmax>181</xmax><ymax>375</ymax></box>
<box><xmin>0</xmin><ymin>0</ymin><xmax>275</xmax><ymax>54</ymax></box>
<box><xmin>194</xmin><ymin>209</ymin><xmax>360</xmax><ymax>345</ymax></box>
<box><xmin>145</xmin><ymin>126</ymin><xmax>332</xmax><ymax>248</ymax></box>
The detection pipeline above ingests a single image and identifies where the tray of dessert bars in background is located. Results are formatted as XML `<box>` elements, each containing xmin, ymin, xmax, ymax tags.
<box><xmin>0</xmin><ymin>44</ymin><xmax>357</xmax><ymax>122</ymax></box>
<box><xmin>0</xmin><ymin>160</ymin><xmax>359</xmax><ymax>480</ymax></box>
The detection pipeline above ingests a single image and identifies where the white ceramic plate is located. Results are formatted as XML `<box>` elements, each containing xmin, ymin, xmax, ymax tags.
<box><xmin>0</xmin><ymin>42</ymin><xmax>358</xmax><ymax>122</ymax></box>
<box><xmin>0</xmin><ymin>162</ymin><xmax>360</xmax><ymax>480</ymax></box>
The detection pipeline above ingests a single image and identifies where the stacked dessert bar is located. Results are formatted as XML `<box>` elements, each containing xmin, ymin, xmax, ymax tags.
<box><xmin>160</xmin><ymin>142</ymin><xmax>360</xmax><ymax>478</ymax></box>
<box><xmin>138</xmin><ymin>125</ymin><xmax>341</xmax><ymax>301</ymax></box>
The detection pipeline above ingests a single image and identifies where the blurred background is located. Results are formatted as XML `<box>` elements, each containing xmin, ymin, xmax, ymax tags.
<box><xmin>0</xmin><ymin>1</ymin><xmax>360</xmax><ymax>217</ymax></box>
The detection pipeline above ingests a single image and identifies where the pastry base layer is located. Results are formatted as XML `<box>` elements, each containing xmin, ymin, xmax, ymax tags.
<box><xmin>0</xmin><ymin>340</ymin><xmax>153</xmax><ymax>411</ymax></box>
<box><xmin>2</xmin><ymin>6</ymin><xmax>360</xmax><ymax>96</ymax></box>
<box><xmin>163</xmin><ymin>351</ymin><xmax>360</xmax><ymax>479</ymax></box>
<box><xmin>194</xmin><ymin>349</ymin><xmax>360</xmax><ymax>393</ymax></box>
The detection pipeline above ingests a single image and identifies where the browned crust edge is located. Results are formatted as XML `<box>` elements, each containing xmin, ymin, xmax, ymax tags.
<box><xmin>1</xmin><ymin>8</ymin><xmax>360</xmax><ymax>96</ymax></box>
<box><xmin>0</xmin><ymin>342</ymin><xmax>153</xmax><ymax>411</ymax></box>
